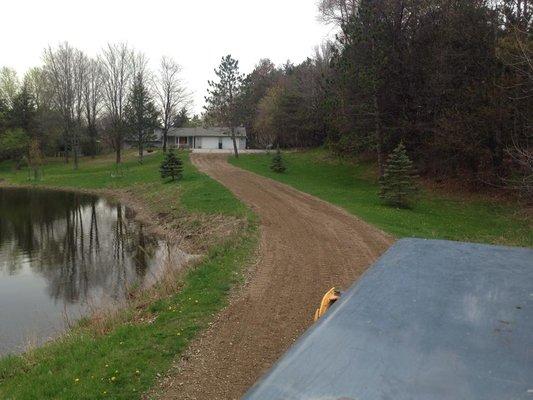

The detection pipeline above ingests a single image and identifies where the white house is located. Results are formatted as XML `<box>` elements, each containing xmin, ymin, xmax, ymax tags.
<box><xmin>152</xmin><ymin>127</ymin><xmax>247</xmax><ymax>150</ymax></box>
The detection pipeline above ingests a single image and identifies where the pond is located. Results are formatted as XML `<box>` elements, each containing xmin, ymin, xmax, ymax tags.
<box><xmin>0</xmin><ymin>187</ymin><xmax>187</xmax><ymax>356</ymax></box>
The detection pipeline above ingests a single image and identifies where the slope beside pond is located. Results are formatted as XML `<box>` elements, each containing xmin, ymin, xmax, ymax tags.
<box><xmin>0</xmin><ymin>187</ymin><xmax>191</xmax><ymax>355</ymax></box>
<box><xmin>0</xmin><ymin>151</ymin><xmax>257</xmax><ymax>400</ymax></box>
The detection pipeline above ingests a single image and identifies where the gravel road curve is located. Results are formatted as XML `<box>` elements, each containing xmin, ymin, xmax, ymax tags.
<box><xmin>155</xmin><ymin>154</ymin><xmax>393</xmax><ymax>399</ymax></box>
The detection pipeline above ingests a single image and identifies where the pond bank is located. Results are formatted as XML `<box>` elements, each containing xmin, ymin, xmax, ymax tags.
<box><xmin>0</xmin><ymin>186</ymin><xmax>198</xmax><ymax>356</ymax></box>
<box><xmin>0</xmin><ymin>151</ymin><xmax>258</xmax><ymax>399</ymax></box>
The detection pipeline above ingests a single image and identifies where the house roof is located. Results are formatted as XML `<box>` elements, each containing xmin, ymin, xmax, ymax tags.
<box><xmin>165</xmin><ymin>127</ymin><xmax>246</xmax><ymax>138</ymax></box>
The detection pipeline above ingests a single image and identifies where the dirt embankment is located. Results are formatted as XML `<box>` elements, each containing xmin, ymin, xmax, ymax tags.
<box><xmin>154</xmin><ymin>154</ymin><xmax>393</xmax><ymax>399</ymax></box>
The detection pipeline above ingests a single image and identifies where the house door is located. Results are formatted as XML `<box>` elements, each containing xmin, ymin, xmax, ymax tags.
<box><xmin>178</xmin><ymin>137</ymin><xmax>188</xmax><ymax>148</ymax></box>
<box><xmin>218</xmin><ymin>138</ymin><xmax>223</xmax><ymax>149</ymax></box>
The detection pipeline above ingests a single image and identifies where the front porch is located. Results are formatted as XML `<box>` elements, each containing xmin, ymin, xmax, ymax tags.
<box><xmin>168</xmin><ymin>136</ymin><xmax>195</xmax><ymax>149</ymax></box>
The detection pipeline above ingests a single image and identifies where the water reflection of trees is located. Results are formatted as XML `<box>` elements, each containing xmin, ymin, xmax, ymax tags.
<box><xmin>0</xmin><ymin>188</ymin><xmax>159</xmax><ymax>304</ymax></box>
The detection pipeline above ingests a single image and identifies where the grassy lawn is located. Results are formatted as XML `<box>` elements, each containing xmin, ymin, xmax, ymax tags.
<box><xmin>0</xmin><ymin>151</ymin><xmax>246</xmax><ymax>216</ymax></box>
<box><xmin>230</xmin><ymin>149</ymin><xmax>531</xmax><ymax>247</ymax></box>
<box><xmin>0</xmin><ymin>151</ymin><xmax>257</xmax><ymax>399</ymax></box>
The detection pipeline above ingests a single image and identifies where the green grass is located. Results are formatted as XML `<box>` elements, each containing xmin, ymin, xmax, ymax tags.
<box><xmin>0</xmin><ymin>151</ymin><xmax>246</xmax><ymax>217</ymax></box>
<box><xmin>0</xmin><ymin>148</ymin><xmax>530</xmax><ymax>398</ymax></box>
<box><xmin>0</xmin><ymin>151</ymin><xmax>257</xmax><ymax>399</ymax></box>
<box><xmin>230</xmin><ymin>149</ymin><xmax>531</xmax><ymax>247</ymax></box>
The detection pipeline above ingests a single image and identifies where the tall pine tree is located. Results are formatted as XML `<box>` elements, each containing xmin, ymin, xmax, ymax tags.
<box><xmin>8</xmin><ymin>83</ymin><xmax>37</xmax><ymax>134</ymax></box>
<box><xmin>204</xmin><ymin>55</ymin><xmax>243</xmax><ymax>157</ymax></box>
<box><xmin>125</xmin><ymin>72</ymin><xmax>159</xmax><ymax>164</ymax></box>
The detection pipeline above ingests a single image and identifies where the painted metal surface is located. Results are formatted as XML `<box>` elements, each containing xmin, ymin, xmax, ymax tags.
<box><xmin>244</xmin><ymin>238</ymin><xmax>533</xmax><ymax>400</ymax></box>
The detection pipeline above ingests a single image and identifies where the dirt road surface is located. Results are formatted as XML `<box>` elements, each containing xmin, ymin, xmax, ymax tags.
<box><xmin>156</xmin><ymin>154</ymin><xmax>393</xmax><ymax>399</ymax></box>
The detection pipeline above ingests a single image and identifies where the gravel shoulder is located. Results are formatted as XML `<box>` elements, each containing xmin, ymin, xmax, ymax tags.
<box><xmin>155</xmin><ymin>154</ymin><xmax>393</xmax><ymax>399</ymax></box>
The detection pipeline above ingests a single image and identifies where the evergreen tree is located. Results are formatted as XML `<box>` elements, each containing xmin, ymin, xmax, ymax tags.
<box><xmin>160</xmin><ymin>150</ymin><xmax>183</xmax><ymax>181</ymax></box>
<box><xmin>270</xmin><ymin>147</ymin><xmax>286</xmax><ymax>173</ymax></box>
<box><xmin>125</xmin><ymin>73</ymin><xmax>159</xmax><ymax>164</ymax></box>
<box><xmin>8</xmin><ymin>83</ymin><xmax>37</xmax><ymax>133</ymax></box>
<box><xmin>172</xmin><ymin>107</ymin><xmax>190</xmax><ymax>128</ymax></box>
<box><xmin>379</xmin><ymin>143</ymin><xmax>418</xmax><ymax>208</ymax></box>
<box><xmin>0</xmin><ymin>128</ymin><xmax>29</xmax><ymax>169</ymax></box>
<box><xmin>204</xmin><ymin>55</ymin><xmax>243</xmax><ymax>157</ymax></box>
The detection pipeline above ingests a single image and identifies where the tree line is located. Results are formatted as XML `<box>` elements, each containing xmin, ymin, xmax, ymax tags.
<box><xmin>1</xmin><ymin>0</ymin><xmax>531</xmax><ymax>196</ymax></box>
<box><xmin>0</xmin><ymin>43</ymin><xmax>191</xmax><ymax>168</ymax></box>
<box><xmin>234</xmin><ymin>0</ymin><xmax>531</xmax><ymax>196</ymax></box>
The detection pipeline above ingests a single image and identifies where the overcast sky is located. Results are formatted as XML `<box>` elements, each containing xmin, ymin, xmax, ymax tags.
<box><xmin>1</xmin><ymin>0</ymin><xmax>333</xmax><ymax>113</ymax></box>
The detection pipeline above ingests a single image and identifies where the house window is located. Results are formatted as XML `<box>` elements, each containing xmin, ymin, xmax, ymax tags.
<box><xmin>218</xmin><ymin>138</ymin><xmax>223</xmax><ymax>149</ymax></box>
<box><xmin>178</xmin><ymin>137</ymin><xmax>188</xmax><ymax>148</ymax></box>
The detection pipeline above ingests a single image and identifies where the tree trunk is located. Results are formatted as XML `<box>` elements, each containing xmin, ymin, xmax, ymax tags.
<box><xmin>116</xmin><ymin>145</ymin><xmax>121</xmax><ymax>164</ymax></box>
<box><xmin>89</xmin><ymin>125</ymin><xmax>97</xmax><ymax>159</ymax></box>
<box><xmin>138</xmin><ymin>140</ymin><xmax>144</xmax><ymax>164</ymax></box>
<box><xmin>369</xmin><ymin>36</ymin><xmax>385</xmax><ymax>178</ymax></box>
<box><xmin>373</xmin><ymin>92</ymin><xmax>385</xmax><ymax>177</ymax></box>
<box><xmin>64</xmin><ymin>130</ymin><xmax>69</xmax><ymax>164</ymax></box>
<box><xmin>73</xmin><ymin>131</ymin><xmax>79</xmax><ymax>170</ymax></box>
<box><xmin>163</xmin><ymin>128</ymin><xmax>168</xmax><ymax>152</ymax></box>
<box><xmin>231</xmin><ymin>127</ymin><xmax>239</xmax><ymax>158</ymax></box>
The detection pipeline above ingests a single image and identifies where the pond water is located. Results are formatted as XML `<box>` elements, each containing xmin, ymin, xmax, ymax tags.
<box><xmin>0</xmin><ymin>187</ymin><xmax>185</xmax><ymax>356</ymax></box>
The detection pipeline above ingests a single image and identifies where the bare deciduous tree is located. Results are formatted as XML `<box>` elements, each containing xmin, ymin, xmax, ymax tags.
<box><xmin>0</xmin><ymin>67</ymin><xmax>20</xmax><ymax>107</ymax></box>
<box><xmin>83</xmin><ymin>58</ymin><xmax>104</xmax><ymax>157</ymax></box>
<box><xmin>132</xmin><ymin>50</ymin><xmax>149</xmax><ymax>85</ymax></box>
<box><xmin>505</xmin><ymin>141</ymin><xmax>533</xmax><ymax>199</ymax></box>
<box><xmin>499</xmin><ymin>24</ymin><xmax>533</xmax><ymax>198</ymax></box>
<box><xmin>254</xmin><ymin>84</ymin><xmax>282</xmax><ymax>147</ymax></box>
<box><xmin>72</xmin><ymin>51</ymin><xmax>89</xmax><ymax>168</ymax></box>
<box><xmin>24</xmin><ymin>67</ymin><xmax>52</xmax><ymax>111</ymax></box>
<box><xmin>154</xmin><ymin>56</ymin><xmax>189</xmax><ymax>152</ymax></box>
<box><xmin>318</xmin><ymin>0</ymin><xmax>359</xmax><ymax>28</ymax></box>
<box><xmin>43</xmin><ymin>42</ymin><xmax>85</xmax><ymax>167</ymax></box>
<box><xmin>100</xmin><ymin>43</ymin><xmax>134</xmax><ymax>164</ymax></box>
